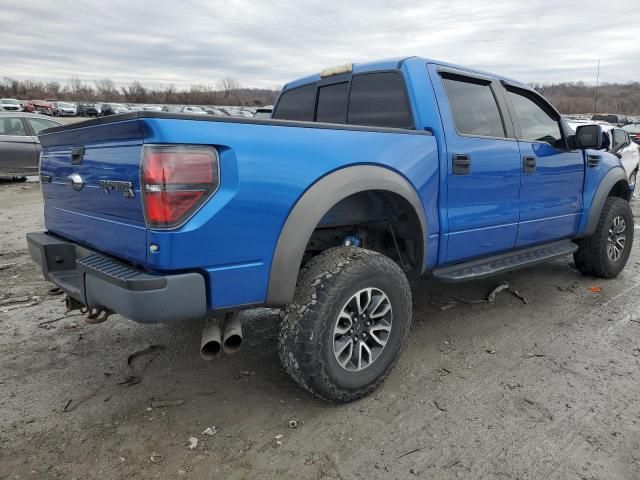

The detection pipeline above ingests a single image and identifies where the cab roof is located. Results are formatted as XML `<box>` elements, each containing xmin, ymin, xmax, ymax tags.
<box><xmin>283</xmin><ymin>56</ymin><xmax>527</xmax><ymax>91</ymax></box>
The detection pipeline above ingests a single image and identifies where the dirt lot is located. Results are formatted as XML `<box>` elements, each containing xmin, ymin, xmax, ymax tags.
<box><xmin>1</xmin><ymin>181</ymin><xmax>639</xmax><ymax>480</ymax></box>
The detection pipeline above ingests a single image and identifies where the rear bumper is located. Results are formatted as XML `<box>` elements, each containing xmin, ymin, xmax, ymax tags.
<box><xmin>26</xmin><ymin>232</ymin><xmax>207</xmax><ymax>323</ymax></box>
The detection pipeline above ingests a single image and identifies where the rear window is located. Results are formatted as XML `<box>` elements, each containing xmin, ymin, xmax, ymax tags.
<box><xmin>316</xmin><ymin>82</ymin><xmax>348</xmax><ymax>124</ymax></box>
<box><xmin>347</xmin><ymin>73</ymin><xmax>413</xmax><ymax>128</ymax></box>
<box><xmin>272</xmin><ymin>84</ymin><xmax>316</xmax><ymax>121</ymax></box>
<box><xmin>273</xmin><ymin>71</ymin><xmax>413</xmax><ymax>129</ymax></box>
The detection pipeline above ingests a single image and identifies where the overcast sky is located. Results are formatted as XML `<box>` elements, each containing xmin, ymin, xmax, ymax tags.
<box><xmin>2</xmin><ymin>0</ymin><xmax>639</xmax><ymax>90</ymax></box>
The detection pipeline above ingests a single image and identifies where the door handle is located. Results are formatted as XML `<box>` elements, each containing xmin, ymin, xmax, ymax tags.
<box><xmin>71</xmin><ymin>145</ymin><xmax>85</xmax><ymax>165</ymax></box>
<box><xmin>452</xmin><ymin>154</ymin><xmax>471</xmax><ymax>175</ymax></box>
<box><xmin>523</xmin><ymin>155</ymin><xmax>536</xmax><ymax>173</ymax></box>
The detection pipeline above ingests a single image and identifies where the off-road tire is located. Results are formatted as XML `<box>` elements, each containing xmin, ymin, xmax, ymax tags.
<box><xmin>279</xmin><ymin>247</ymin><xmax>412</xmax><ymax>403</ymax></box>
<box><xmin>574</xmin><ymin>197</ymin><xmax>634</xmax><ymax>278</ymax></box>
<box><xmin>629</xmin><ymin>170</ymin><xmax>637</xmax><ymax>191</ymax></box>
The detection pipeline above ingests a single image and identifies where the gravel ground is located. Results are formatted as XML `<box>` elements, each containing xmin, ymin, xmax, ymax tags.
<box><xmin>0</xmin><ymin>181</ymin><xmax>639</xmax><ymax>480</ymax></box>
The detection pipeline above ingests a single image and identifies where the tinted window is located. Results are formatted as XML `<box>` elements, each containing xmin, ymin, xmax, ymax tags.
<box><xmin>316</xmin><ymin>82</ymin><xmax>348</xmax><ymax>124</ymax></box>
<box><xmin>507</xmin><ymin>89</ymin><xmax>562</xmax><ymax>146</ymax></box>
<box><xmin>347</xmin><ymin>72</ymin><xmax>413</xmax><ymax>128</ymax></box>
<box><xmin>0</xmin><ymin>117</ymin><xmax>27</xmax><ymax>136</ymax></box>
<box><xmin>27</xmin><ymin>118</ymin><xmax>58</xmax><ymax>134</ymax></box>
<box><xmin>273</xmin><ymin>84</ymin><xmax>316</xmax><ymax>121</ymax></box>
<box><xmin>612</xmin><ymin>129</ymin><xmax>628</xmax><ymax>148</ymax></box>
<box><xmin>442</xmin><ymin>77</ymin><xmax>505</xmax><ymax>137</ymax></box>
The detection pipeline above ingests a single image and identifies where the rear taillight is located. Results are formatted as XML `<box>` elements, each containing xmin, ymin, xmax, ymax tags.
<box><xmin>141</xmin><ymin>145</ymin><xmax>219</xmax><ymax>229</ymax></box>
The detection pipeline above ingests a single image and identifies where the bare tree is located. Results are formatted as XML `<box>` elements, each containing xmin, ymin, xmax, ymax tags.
<box><xmin>218</xmin><ymin>77</ymin><xmax>241</xmax><ymax>98</ymax></box>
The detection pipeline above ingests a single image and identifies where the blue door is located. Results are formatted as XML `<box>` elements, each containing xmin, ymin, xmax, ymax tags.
<box><xmin>433</xmin><ymin>68</ymin><xmax>522</xmax><ymax>263</ymax></box>
<box><xmin>503</xmin><ymin>86</ymin><xmax>584</xmax><ymax>247</ymax></box>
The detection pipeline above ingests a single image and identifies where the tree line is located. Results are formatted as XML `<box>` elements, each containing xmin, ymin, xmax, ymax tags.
<box><xmin>2</xmin><ymin>76</ymin><xmax>640</xmax><ymax>114</ymax></box>
<box><xmin>0</xmin><ymin>77</ymin><xmax>279</xmax><ymax>106</ymax></box>
<box><xmin>531</xmin><ymin>81</ymin><xmax>640</xmax><ymax>116</ymax></box>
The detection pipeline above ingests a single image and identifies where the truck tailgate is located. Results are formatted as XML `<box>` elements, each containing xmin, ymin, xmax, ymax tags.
<box><xmin>39</xmin><ymin>119</ymin><xmax>147</xmax><ymax>265</ymax></box>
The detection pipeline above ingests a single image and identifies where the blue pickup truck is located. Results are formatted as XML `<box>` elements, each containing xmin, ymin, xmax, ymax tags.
<box><xmin>28</xmin><ymin>57</ymin><xmax>634</xmax><ymax>402</ymax></box>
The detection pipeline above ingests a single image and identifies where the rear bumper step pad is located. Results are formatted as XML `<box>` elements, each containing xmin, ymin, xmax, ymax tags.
<box><xmin>26</xmin><ymin>232</ymin><xmax>206</xmax><ymax>323</ymax></box>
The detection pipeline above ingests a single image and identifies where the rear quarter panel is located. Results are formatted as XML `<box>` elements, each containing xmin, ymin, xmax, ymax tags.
<box><xmin>139</xmin><ymin>118</ymin><xmax>439</xmax><ymax>309</ymax></box>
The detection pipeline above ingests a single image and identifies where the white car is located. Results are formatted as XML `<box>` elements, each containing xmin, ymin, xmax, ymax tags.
<box><xmin>0</xmin><ymin>98</ymin><xmax>22</xmax><ymax>111</ymax></box>
<box><xmin>567</xmin><ymin>121</ymin><xmax>640</xmax><ymax>188</ymax></box>
<box><xmin>181</xmin><ymin>106</ymin><xmax>208</xmax><ymax>115</ymax></box>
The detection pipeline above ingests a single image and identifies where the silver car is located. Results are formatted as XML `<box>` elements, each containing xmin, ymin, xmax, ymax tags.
<box><xmin>0</xmin><ymin>112</ymin><xmax>62</xmax><ymax>179</ymax></box>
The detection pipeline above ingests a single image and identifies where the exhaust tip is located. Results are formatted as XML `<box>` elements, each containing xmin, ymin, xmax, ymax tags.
<box><xmin>200</xmin><ymin>340</ymin><xmax>222</xmax><ymax>360</ymax></box>
<box><xmin>222</xmin><ymin>314</ymin><xmax>243</xmax><ymax>355</ymax></box>
<box><xmin>222</xmin><ymin>334</ymin><xmax>242</xmax><ymax>354</ymax></box>
<box><xmin>200</xmin><ymin>316</ymin><xmax>223</xmax><ymax>361</ymax></box>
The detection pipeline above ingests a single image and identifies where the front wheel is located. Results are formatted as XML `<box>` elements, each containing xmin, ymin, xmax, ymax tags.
<box><xmin>279</xmin><ymin>247</ymin><xmax>412</xmax><ymax>403</ymax></box>
<box><xmin>630</xmin><ymin>170</ymin><xmax>637</xmax><ymax>191</ymax></box>
<box><xmin>574</xmin><ymin>197</ymin><xmax>634</xmax><ymax>278</ymax></box>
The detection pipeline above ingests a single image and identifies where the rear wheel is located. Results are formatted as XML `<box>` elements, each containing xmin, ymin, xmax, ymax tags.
<box><xmin>574</xmin><ymin>197</ymin><xmax>634</xmax><ymax>278</ymax></box>
<box><xmin>279</xmin><ymin>247</ymin><xmax>412</xmax><ymax>403</ymax></box>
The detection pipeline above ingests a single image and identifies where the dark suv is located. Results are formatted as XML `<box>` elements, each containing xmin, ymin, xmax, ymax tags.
<box><xmin>591</xmin><ymin>114</ymin><xmax>630</xmax><ymax>126</ymax></box>
<box><xmin>77</xmin><ymin>103</ymin><xmax>101</xmax><ymax>117</ymax></box>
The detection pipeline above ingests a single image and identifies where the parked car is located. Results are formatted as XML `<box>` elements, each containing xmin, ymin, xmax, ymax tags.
<box><xmin>20</xmin><ymin>101</ymin><xmax>35</xmax><ymax>113</ymax></box>
<box><xmin>0</xmin><ymin>98</ymin><xmax>22</xmax><ymax>111</ymax></box>
<box><xmin>100</xmin><ymin>103</ymin><xmax>129</xmax><ymax>115</ymax></box>
<box><xmin>31</xmin><ymin>100</ymin><xmax>53</xmax><ymax>115</ymax></box>
<box><xmin>181</xmin><ymin>106</ymin><xmax>207</xmax><ymax>115</ymax></box>
<box><xmin>0</xmin><ymin>112</ymin><xmax>61</xmax><ymax>179</ymax></box>
<box><xmin>143</xmin><ymin>105</ymin><xmax>163</xmax><ymax>112</ymax></box>
<box><xmin>591</xmin><ymin>114</ymin><xmax>630</xmax><ymax>126</ymax></box>
<box><xmin>52</xmin><ymin>102</ymin><xmax>77</xmax><ymax>117</ymax></box>
<box><xmin>77</xmin><ymin>103</ymin><xmax>101</xmax><ymax>117</ymax></box>
<box><xmin>568</xmin><ymin>122</ymin><xmax>639</xmax><ymax>188</ymax></box>
<box><xmin>622</xmin><ymin>123</ymin><xmax>640</xmax><ymax>145</ymax></box>
<box><xmin>29</xmin><ymin>57</ymin><xmax>634</xmax><ymax>403</ymax></box>
<box><xmin>204</xmin><ymin>107</ymin><xmax>228</xmax><ymax>116</ymax></box>
<box><xmin>253</xmin><ymin>106</ymin><xmax>273</xmax><ymax>119</ymax></box>
<box><xmin>161</xmin><ymin>105</ymin><xmax>182</xmax><ymax>113</ymax></box>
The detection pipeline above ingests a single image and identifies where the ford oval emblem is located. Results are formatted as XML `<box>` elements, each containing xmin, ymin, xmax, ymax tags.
<box><xmin>68</xmin><ymin>173</ymin><xmax>84</xmax><ymax>191</ymax></box>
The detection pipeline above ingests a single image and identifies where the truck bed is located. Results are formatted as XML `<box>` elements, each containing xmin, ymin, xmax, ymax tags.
<box><xmin>38</xmin><ymin>112</ymin><xmax>439</xmax><ymax>309</ymax></box>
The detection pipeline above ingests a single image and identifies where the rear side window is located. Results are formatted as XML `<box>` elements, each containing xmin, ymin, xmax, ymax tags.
<box><xmin>507</xmin><ymin>89</ymin><xmax>562</xmax><ymax>146</ymax></box>
<box><xmin>316</xmin><ymin>82</ymin><xmax>348</xmax><ymax>124</ymax></box>
<box><xmin>0</xmin><ymin>117</ymin><xmax>27</xmax><ymax>136</ymax></box>
<box><xmin>347</xmin><ymin>73</ymin><xmax>413</xmax><ymax>128</ymax></box>
<box><xmin>442</xmin><ymin>77</ymin><xmax>505</xmax><ymax>138</ymax></box>
<box><xmin>272</xmin><ymin>84</ymin><xmax>316</xmax><ymax>121</ymax></box>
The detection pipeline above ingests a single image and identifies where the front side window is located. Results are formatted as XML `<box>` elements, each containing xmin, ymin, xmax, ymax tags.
<box><xmin>273</xmin><ymin>84</ymin><xmax>316</xmax><ymax>122</ymax></box>
<box><xmin>347</xmin><ymin>72</ymin><xmax>413</xmax><ymax>128</ymax></box>
<box><xmin>0</xmin><ymin>117</ymin><xmax>27</xmax><ymax>136</ymax></box>
<box><xmin>612</xmin><ymin>129</ymin><xmax>628</xmax><ymax>149</ymax></box>
<box><xmin>442</xmin><ymin>77</ymin><xmax>505</xmax><ymax>138</ymax></box>
<box><xmin>508</xmin><ymin>89</ymin><xmax>562</xmax><ymax>146</ymax></box>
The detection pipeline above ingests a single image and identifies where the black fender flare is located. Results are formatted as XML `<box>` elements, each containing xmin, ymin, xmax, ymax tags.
<box><xmin>266</xmin><ymin>165</ymin><xmax>427</xmax><ymax>306</ymax></box>
<box><xmin>584</xmin><ymin>167</ymin><xmax>629</xmax><ymax>236</ymax></box>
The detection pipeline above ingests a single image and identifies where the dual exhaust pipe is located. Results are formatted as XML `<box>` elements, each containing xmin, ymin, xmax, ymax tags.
<box><xmin>200</xmin><ymin>313</ymin><xmax>243</xmax><ymax>360</ymax></box>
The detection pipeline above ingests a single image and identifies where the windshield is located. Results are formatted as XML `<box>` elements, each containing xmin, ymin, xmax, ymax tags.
<box><xmin>622</xmin><ymin>124</ymin><xmax>640</xmax><ymax>133</ymax></box>
<box><xmin>1</xmin><ymin>99</ymin><xmax>19</xmax><ymax>105</ymax></box>
<box><xmin>58</xmin><ymin>102</ymin><xmax>74</xmax><ymax>108</ymax></box>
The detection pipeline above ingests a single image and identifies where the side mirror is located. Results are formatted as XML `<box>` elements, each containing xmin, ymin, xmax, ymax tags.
<box><xmin>575</xmin><ymin>124</ymin><xmax>604</xmax><ymax>149</ymax></box>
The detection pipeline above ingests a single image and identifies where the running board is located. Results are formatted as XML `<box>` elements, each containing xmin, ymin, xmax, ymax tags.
<box><xmin>433</xmin><ymin>240</ymin><xmax>578</xmax><ymax>282</ymax></box>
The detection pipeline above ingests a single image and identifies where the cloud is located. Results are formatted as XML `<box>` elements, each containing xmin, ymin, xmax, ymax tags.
<box><xmin>1</xmin><ymin>0</ymin><xmax>638</xmax><ymax>88</ymax></box>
